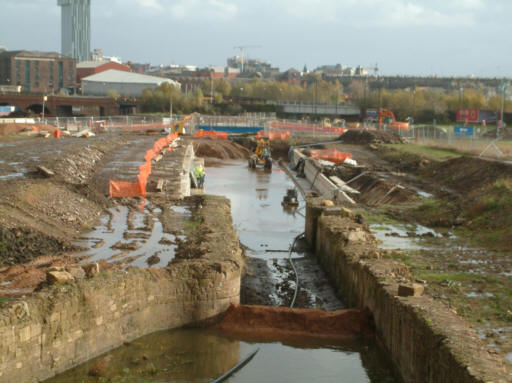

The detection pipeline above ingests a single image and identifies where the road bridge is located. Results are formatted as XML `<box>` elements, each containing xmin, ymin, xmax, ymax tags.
<box><xmin>276</xmin><ymin>101</ymin><xmax>360</xmax><ymax>117</ymax></box>
<box><xmin>0</xmin><ymin>94</ymin><xmax>120</xmax><ymax>116</ymax></box>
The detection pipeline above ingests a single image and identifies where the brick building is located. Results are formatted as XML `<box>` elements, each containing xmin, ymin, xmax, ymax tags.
<box><xmin>76</xmin><ymin>60</ymin><xmax>131</xmax><ymax>85</ymax></box>
<box><xmin>0</xmin><ymin>50</ymin><xmax>76</xmax><ymax>93</ymax></box>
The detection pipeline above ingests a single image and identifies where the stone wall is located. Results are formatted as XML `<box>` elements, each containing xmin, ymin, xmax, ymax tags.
<box><xmin>0</xmin><ymin>196</ymin><xmax>242</xmax><ymax>383</ymax></box>
<box><xmin>309</xmin><ymin>199</ymin><xmax>511</xmax><ymax>383</ymax></box>
<box><xmin>0</xmin><ymin>262</ymin><xmax>240</xmax><ymax>383</ymax></box>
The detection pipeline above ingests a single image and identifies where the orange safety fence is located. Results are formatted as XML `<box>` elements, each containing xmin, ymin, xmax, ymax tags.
<box><xmin>270</xmin><ymin>121</ymin><xmax>346</xmax><ymax>135</ymax></box>
<box><xmin>257</xmin><ymin>130</ymin><xmax>291</xmax><ymax>140</ymax></box>
<box><xmin>309</xmin><ymin>148</ymin><xmax>353</xmax><ymax>164</ymax></box>
<box><xmin>109</xmin><ymin>132</ymin><xmax>178</xmax><ymax>198</ymax></box>
<box><xmin>194</xmin><ymin>130</ymin><xmax>228</xmax><ymax>140</ymax></box>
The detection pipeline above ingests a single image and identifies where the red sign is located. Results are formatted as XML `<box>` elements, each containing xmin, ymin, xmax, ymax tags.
<box><xmin>456</xmin><ymin>109</ymin><xmax>479</xmax><ymax>123</ymax></box>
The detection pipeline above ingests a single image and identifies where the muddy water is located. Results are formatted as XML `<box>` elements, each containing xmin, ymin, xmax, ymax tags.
<box><xmin>75</xmin><ymin>203</ymin><xmax>188</xmax><ymax>268</ymax></box>
<box><xmin>206</xmin><ymin>160</ymin><xmax>304</xmax><ymax>259</ymax></box>
<box><xmin>206</xmin><ymin>160</ymin><xmax>344</xmax><ymax>310</ymax></box>
<box><xmin>46</xmin><ymin>328</ymin><xmax>399</xmax><ymax>383</ymax></box>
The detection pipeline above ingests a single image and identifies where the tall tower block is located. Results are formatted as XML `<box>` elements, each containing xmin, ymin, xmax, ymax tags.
<box><xmin>57</xmin><ymin>0</ymin><xmax>91</xmax><ymax>62</ymax></box>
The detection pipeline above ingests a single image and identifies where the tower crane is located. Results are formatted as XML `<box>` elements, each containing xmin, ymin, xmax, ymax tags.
<box><xmin>233</xmin><ymin>45</ymin><xmax>261</xmax><ymax>72</ymax></box>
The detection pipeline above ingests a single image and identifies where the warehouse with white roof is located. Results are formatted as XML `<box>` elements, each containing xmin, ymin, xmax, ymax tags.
<box><xmin>82</xmin><ymin>69</ymin><xmax>180</xmax><ymax>97</ymax></box>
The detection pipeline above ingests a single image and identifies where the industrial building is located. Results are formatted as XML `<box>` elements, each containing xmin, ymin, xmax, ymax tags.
<box><xmin>82</xmin><ymin>69</ymin><xmax>180</xmax><ymax>97</ymax></box>
<box><xmin>0</xmin><ymin>50</ymin><xmax>76</xmax><ymax>93</ymax></box>
<box><xmin>58</xmin><ymin>0</ymin><xmax>91</xmax><ymax>62</ymax></box>
<box><xmin>76</xmin><ymin>60</ymin><xmax>131</xmax><ymax>85</ymax></box>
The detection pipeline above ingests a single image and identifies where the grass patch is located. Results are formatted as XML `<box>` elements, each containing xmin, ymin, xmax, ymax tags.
<box><xmin>384</xmin><ymin>143</ymin><xmax>464</xmax><ymax>162</ymax></box>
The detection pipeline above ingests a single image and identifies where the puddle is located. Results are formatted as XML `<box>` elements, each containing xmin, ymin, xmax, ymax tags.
<box><xmin>75</xmin><ymin>203</ymin><xmax>184</xmax><ymax>268</ymax></box>
<box><xmin>0</xmin><ymin>172</ymin><xmax>26</xmax><ymax>180</ymax></box>
<box><xmin>466</xmin><ymin>292</ymin><xmax>494</xmax><ymax>298</ymax></box>
<box><xmin>44</xmin><ymin>328</ymin><xmax>400</xmax><ymax>383</ymax></box>
<box><xmin>170</xmin><ymin>205</ymin><xmax>191</xmax><ymax>215</ymax></box>
<box><xmin>416</xmin><ymin>190</ymin><xmax>433</xmax><ymax>198</ymax></box>
<box><xmin>370</xmin><ymin>223</ymin><xmax>442</xmax><ymax>250</ymax></box>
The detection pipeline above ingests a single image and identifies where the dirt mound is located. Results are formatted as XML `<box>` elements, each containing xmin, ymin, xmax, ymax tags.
<box><xmin>341</xmin><ymin>129</ymin><xmax>404</xmax><ymax>145</ymax></box>
<box><xmin>426</xmin><ymin>157</ymin><xmax>512</xmax><ymax>194</ymax></box>
<box><xmin>216</xmin><ymin>304</ymin><xmax>373</xmax><ymax>340</ymax></box>
<box><xmin>192</xmin><ymin>138</ymin><xmax>250</xmax><ymax>159</ymax></box>
<box><xmin>0</xmin><ymin>226</ymin><xmax>75</xmax><ymax>266</ymax></box>
<box><xmin>0</xmin><ymin>123</ymin><xmax>58</xmax><ymax>137</ymax></box>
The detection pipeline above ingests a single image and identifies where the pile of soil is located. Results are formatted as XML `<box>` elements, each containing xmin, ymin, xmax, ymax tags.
<box><xmin>341</xmin><ymin>129</ymin><xmax>404</xmax><ymax>145</ymax></box>
<box><xmin>192</xmin><ymin>138</ymin><xmax>250</xmax><ymax>159</ymax></box>
<box><xmin>425</xmin><ymin>157</ymin><xmax>512</xmax><ymax>194</ymax></box>
<box><xmin>216</xmin><ymin>304</ymin><xmax>373</xmax><ymax>340</ymax></box>
<box><xmin>0</xmin><ymin>123</ymin><xmax>58</xmax><ymax>137</ymax></box>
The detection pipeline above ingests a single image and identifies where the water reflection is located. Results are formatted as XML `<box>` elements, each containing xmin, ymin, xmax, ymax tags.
<box><xmin>45</xmin><ymin>328</ymin><xmax>399</xmax><ymax>383</ymax></box>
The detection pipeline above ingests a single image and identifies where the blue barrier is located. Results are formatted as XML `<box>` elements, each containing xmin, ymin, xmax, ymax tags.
<box><xmin>196</xmin><ymin>125</ymin><xmax>264</xmax><ymax>134</ymax></box>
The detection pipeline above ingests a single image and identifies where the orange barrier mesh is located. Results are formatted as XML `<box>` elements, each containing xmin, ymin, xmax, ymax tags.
<box><xmin>194</xmin><ymin>130</ymin><xmax>228</xmax><ymax>139</ymax></box>
<box><xmin>270</xmin><ymin>121</ymin><xmax>346</xmax><ymax>135</ymax></box>
<box><xmin>257</xmin><ymin>130</ymin><xmax>291</xmax><ymax>140</ymax></box>
<box><xmin>109</xmin><ymin>180</ymin><xmax>144</xmax><ymax>198</ymax></box>
<box><xmin>309</xmin><ymin>148</ymin><xmax>353</xmax><ymax>164</ymax></box>
<box><xmin>109</xmin><ymin>132</ymin><xmax>178</xmax><ymax>198</ymax></box>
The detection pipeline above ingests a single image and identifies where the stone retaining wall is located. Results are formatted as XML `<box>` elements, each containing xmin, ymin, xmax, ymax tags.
<box><xmin>308</xmin><ymin>198</ymin><xmax>511</xmax><ymax>383</ymax></box>
<box><xmin>0</xmin><ymin>196</ymin><xmax>242</xmax><ymax>383</ymax></box>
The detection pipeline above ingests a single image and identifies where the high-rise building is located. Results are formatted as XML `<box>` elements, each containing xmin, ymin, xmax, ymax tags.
<box><xmin>57</xmin><ymin>0</ymin><xmax>91</xmax><ymax>62</ymax></box>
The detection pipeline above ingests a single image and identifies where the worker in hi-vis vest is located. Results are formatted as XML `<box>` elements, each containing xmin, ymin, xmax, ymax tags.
<box><xmin>194</xmin><ymin>165</ymin><xmax>205</xmax><ymax>188</ymax></box>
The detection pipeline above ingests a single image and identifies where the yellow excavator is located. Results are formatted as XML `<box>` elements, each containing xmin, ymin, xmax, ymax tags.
<box><xmin>249</xmin><ymin>138</ymin><xmax>272</xmax><ymax>170</ymax></box>
<box><xmin>171</xmin><ymin>115</ymin><xmax>192</xmax><ymax>135</ymax></box>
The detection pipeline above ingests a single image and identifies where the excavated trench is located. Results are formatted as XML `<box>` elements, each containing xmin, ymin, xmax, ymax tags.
<box><xmin>45</xmin><ymin>158</ymin><xmax>400</xmax><ymax>383</ymax></box>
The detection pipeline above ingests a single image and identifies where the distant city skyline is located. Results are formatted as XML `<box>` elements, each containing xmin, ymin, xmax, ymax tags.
<box><xmin>1</xmin><ymin>0</ymin><xmax>511</xmax><ymax>78</ymax></box>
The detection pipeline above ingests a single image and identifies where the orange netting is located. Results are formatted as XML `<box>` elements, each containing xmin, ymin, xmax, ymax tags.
<box><xmin>109</xmin><ymin>132</ymin><xmax>178</xmax><ymax>198</ymax></box>
<box><xmin>270</xmin><ymin>121</ymin><xmax>346</xmax><ymax>135</ymax></box>
<box><xmin>194</xmin><ymin>130</ymin><xmax>228</xmax><ymax>140</ymax></box>
<box><xmin>257</xmin><ymin>130</ymin><xmax>291</xmax><ymax>140</ymax></box>
<box><xmin>309</xmin><ymin>148</ymin><xmax>353</xmax><ymax>164</ymax></box>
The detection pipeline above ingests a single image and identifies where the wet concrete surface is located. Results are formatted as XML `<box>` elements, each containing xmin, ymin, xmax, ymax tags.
<box><xmin>44</xmin><ymin>327</ymin><xmax>400</xmax><ymax>383</ymax></box>
<box><xmin>206</xmin><ymin>160</ymin><xmax>345</xmax><ymax>310</ymax></box>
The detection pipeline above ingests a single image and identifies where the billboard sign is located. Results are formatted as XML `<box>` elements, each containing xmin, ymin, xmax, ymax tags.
<box><xmin>456</xmin><ymin>109</ymin><xmax>497</xmax><ymax>123</ymax></box>
<box><xmin>454</xmin><ymin>126</ymin><xmax>474</xmax><ymax>137</ymax></box>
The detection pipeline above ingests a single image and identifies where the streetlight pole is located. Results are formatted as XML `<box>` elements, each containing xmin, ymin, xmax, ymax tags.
<box><xmin>42</xmin><ymin>95</ymin><xmax>47</xmax><ymax>124</ymax></box>
<box><xmin>498</xmin><ymin>81</ymin><xmax>508</xmax><ymax>139</ymax></box>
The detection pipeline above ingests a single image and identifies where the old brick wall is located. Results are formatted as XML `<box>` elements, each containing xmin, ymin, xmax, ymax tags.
<box><xmin>0</xmin><ymin>260</ymin><xmax>240</xmax><ymax>383</ymax></box>
<box><xmin>309</xmin><ymin>201</ymin><xmax>511</xmax><ymax>383</ymax></box>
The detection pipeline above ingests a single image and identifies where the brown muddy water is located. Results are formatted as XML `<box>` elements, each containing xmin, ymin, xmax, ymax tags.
<box><xmin>47</xmin><ymin>159</ymin><xmax>401</xmax><ymax>382</ymax></box>
<box><xmin>45</xmin><ymin>328</ymin><xmax>399</xmax><ymax>383</ymax></box>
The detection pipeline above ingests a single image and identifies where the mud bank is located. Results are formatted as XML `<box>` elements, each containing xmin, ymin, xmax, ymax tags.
<box><xmin>0</xmin><ymin>196</ymin><xmax>242</xmax><ymax>383</ymax></box>
<box><xmin>217</xmin><ymin>303</ymin><xmax>373</xmax><ymax>341</ymax></box>
<box><xmin>307</xmin><ymin>198</ymin><xmax>511</xmax><ymax>383</ymax></box>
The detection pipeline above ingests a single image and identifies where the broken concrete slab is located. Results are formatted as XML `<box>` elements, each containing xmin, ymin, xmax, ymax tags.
<box><xmin>37</xmin><ymin>165</ymin><xmax>55</xmax><ymax>177</ymax></box>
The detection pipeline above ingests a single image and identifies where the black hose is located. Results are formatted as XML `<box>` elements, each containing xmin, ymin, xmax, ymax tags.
<box><xmin>288</xmin><ymin>231</ymin><xmax>305</xmax><ymax>308</ymax></box>
<box><xmin>210</xmin><ymin>348</ymin><xmax>260</xmax><ymax>383</ymax></box>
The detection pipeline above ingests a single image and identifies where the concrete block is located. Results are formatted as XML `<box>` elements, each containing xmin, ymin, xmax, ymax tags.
<box><xmin>397</xmin><ymin>283</ymin><xmax>424</xmax><ymax>297</ymax></box>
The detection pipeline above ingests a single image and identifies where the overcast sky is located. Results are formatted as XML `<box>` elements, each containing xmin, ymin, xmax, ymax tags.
<box><xmin>1</xmin><ymin>0</ymin><xmax>511</xmax><ymax>77</ymax></box>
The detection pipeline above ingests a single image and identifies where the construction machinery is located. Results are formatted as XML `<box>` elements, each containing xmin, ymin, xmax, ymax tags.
<box><xmin>282</xmin><ymin>188</ymin><xmax>299</xmax><ymax>207</ymax></box>
<box><xmin>171</xmin><ymin>115</ymin><xmax>192</xmax><ymax>135</ymax></box>
<box><xmin>378</xmin><ymin>108</ymin><xmax>409</xmax><ymax>131</ymax></box>
<box><xmin>249</xmin><ymin>138</ymin><xmax>272</xmax><ymax>170</ymax></box>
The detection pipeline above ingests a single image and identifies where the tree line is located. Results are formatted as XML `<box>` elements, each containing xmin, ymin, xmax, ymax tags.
<box><xmin>138</xmin><ymin>77</ymin><xmax>511</xmax><ymax>123</ymax></box>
